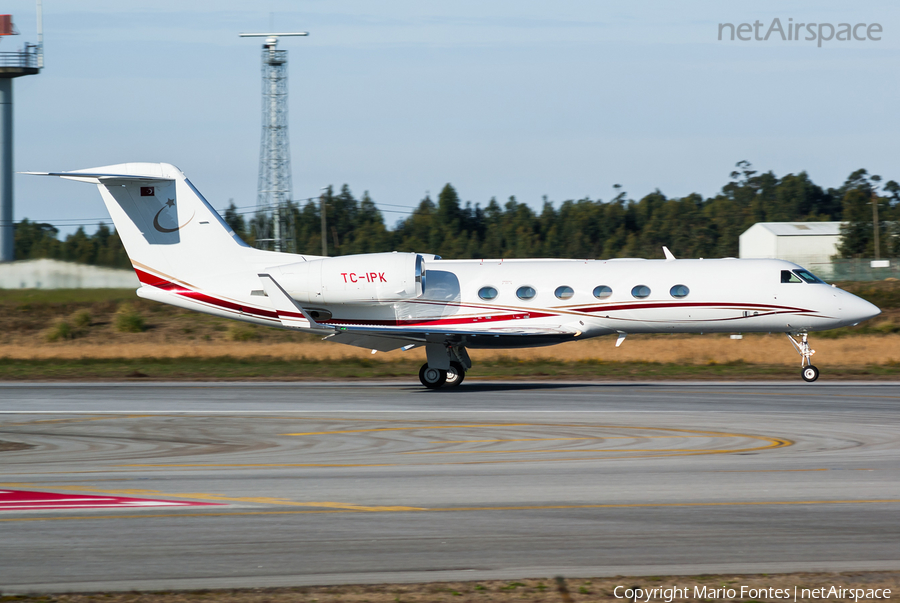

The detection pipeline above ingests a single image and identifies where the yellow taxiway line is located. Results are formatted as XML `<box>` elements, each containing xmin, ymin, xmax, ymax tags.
<box><xmin>429</xmin><ymin>436</ymin><xmax>706</xmax><ymax>443</ymax></box>
<box><xmin>281</xmin><ymin>423</ymin><xmax>533</xmax><ymax>436</ymax></box>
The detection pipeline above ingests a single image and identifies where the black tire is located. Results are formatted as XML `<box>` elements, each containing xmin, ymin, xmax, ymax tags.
<box><xmin>444</xmin><ymin>361</ymin><xmax>466</xmax><ymax>387</ymax></box>
<box><xmin>801</xmin><ymin>365</ymin><xmax>819</xmax><ymax>382</ymax></box>
<box><xmin>419</xmin><ymin>363</ymin><xmax>447</xmax><ymax>389</ymax></box>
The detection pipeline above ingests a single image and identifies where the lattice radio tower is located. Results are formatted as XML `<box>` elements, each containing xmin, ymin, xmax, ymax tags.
<box><xmin>239</xmin><ymin>31</ymin><xmax>307</xmax><ymax>252</ymax></box>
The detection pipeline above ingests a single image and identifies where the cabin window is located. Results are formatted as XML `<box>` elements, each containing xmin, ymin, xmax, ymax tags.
<box><xmin>516</xmin><ymin>286</ymin><xmax>536</xmax><ymax>300</ymax></box>
<box><xmin>631</xmin><ymin>285</ymin><xmax>651</xmax><ymax>299</ymax></box>
<box><xmin>478</xmin><ymin>286</ymin><xmax>499</xmax><ymax>300</ymax></box>
<box><xmin>670</xmin><ymin>284</ymin><xmax>690</xmax><ymax>298</ymax></box>
<box><xmin>794</xmin><ymin>269</ymin><xmax>825</xmax><ymax>284</ymax></box>
<box><xmin>593</xmin><ymin>285</ymin><xmax>613</xmax><ymax>299</ymax></box>
<box><xmin>781</xmin><ymin>270</ymin><xmax>802</xmax><ymax>284</ymax></box>
<box><xmin>554</xmin><ymin>286</ymin><xmax>575</xmax><ymax>300</ymax></box>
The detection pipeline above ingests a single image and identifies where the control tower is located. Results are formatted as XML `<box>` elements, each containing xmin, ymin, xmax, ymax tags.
<box><xmin>0</xmin><ymin>6</ymin><xmax>43</xmax><ymax>262</ymax></box>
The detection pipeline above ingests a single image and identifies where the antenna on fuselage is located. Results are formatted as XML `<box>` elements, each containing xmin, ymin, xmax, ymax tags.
<box><xmin>662</xmin><ymin>246</ymin><xmax>676</xmax><ymax>261</ymax></box>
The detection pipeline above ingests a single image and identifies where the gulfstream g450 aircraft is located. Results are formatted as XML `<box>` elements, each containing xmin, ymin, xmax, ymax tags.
<box><xmin>31</xmin><ymin>163</ymin><xmax>881</xmax><ymax>386</ymax></box>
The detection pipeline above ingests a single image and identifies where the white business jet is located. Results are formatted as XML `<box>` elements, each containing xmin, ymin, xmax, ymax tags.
<box><xmin>30</xmin><ymin>163</ymin><xmax>881</xmax><ymax>386</ymax></box>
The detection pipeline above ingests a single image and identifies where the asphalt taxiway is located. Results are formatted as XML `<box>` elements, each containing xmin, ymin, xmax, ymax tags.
<box><xmin>0</xmin><ymin>381</ymin><xmax>897</xmax><ymax>592</ymax></box>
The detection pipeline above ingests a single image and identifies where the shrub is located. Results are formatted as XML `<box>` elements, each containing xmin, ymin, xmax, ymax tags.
<box><xmin>875</xmin><ymin>320</ymin><xmax>900</xmax><ymax>334</ymax></box>
<box><xmin>114</xmin><ymin>303</ymin><xmax>147</xmax><ymax>333</ymax></box>
<box><xmin>71</xmin><ymin>309</ymin><xmax>92</xmax><ymax>329</ymax></box>
<box><xmin>45</xmin><ymin>319</ymin><xmax>74</xmax><ymax>342</ymax></box>
<box><xmin>228</xmin><ymin>323</ymin><xmax>259</xmax><ymax>342</ymax></box>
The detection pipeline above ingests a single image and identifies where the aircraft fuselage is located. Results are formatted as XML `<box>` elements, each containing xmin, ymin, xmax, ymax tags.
<box><xmin>312</xmin><ymin>257</ymin><xmax>879</xmax><ymax>346</ymax></box>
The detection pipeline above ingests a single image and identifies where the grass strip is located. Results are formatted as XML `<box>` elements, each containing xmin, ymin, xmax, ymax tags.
<box><xmin>0</xmin><ymin>356</ymin><xmax>898</xmax><ymax>381</ymax></box>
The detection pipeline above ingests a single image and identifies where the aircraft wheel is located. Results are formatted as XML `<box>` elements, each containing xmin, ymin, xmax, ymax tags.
<box><xmin>801</xmin><ymin>365</ymin><xmax>819</xmax><ymax>382</ymax></box>
<box><xmin>419</xmin><ymin>363</ymin><xmax>447</xmax><ymax>389</ymax></box>
<box><xmin>444</xmin><ymin>361</ymin><xmax>466</xmax><ymax>387</ymax></box>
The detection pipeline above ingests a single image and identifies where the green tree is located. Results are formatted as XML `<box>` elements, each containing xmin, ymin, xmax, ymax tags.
<box><xmin>836</xmin><ymin>170</ymin><xmax>890</xmax><ymax>258</ymax></box>
<box><xmin>14</xmin><ymin>162</ymin><xmax>898</xmax><ymax>267</ymax></box>
<box><xmin>837</xmin><ymin>188</ymin><xmax>873</xmax><ymax>257</ymax></box>
<box><xmin>14</xmin><ymin>219</ymin><xmax>61</xmax><ymax>259</ymax></box>
<box><xmin>223</xmin><ymin>200</ymin><xmax>248</xmax><ymax>241</ymax></box>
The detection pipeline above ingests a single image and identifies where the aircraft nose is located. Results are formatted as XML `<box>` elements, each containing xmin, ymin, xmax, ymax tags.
<box><xmin>847</xmin><ymin>294</ymin><xmax>881</xmax><ymax>324</ymax></box>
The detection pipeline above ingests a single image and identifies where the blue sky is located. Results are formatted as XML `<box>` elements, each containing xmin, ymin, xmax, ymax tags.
<box><xmin>7</xmin><ymin>1</ymin><xmax>900</xmax><ymax>235</ymax></box>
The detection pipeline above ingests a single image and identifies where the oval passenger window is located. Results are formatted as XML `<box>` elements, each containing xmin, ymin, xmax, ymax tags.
<box><xmin>554</xmin><ymin>286</ymin><xmax>575</xmax><ymax>300</ymax></box>
<box><xmin>631</xmin><ymin>285</ymin><xmax>651</xmax><ymax>299</ymax></box>
<box><xmin>478</xmin><ymin>286</ymin><xmax>498</xmax><ymax>300</ymax></box>
<box><xmin>516</xmin><ymin>286</ymin><xmax>536</xmax><ymax>300</ymax></box>
<box><xmin>670</xmin><ymin>284</ymin><xmax>689</xmax><ymax>298</ymax></box>
<box><xmin>593</xmin><ymin>285</ymin><xmax>612</xmax><ymax>299</ymax></box>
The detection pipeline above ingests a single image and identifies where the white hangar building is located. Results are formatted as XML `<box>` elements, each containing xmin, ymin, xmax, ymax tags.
<box><xmin>739</xmin><ymin>222</ymin><xmax>843</xmax><ymax>277</ymax></box>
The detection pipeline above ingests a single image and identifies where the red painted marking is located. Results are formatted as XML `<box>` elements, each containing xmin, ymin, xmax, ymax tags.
<box><xmin>133</xmin><ymin>264</ymin><xmax>813</xmax><ymax>331</ymax></box>
<box><xmin>0</xmin><ymin>489</ymin><xmax>223</xmax><ymax>511</ymax></box>
<box><xmin>134</xmin><ymin>268</ymin><xmax>278</xmax><ymax>320</ymax></box>
<box><xmin>321</xmin><ymin>310</ymin><xmax>557</xmax><ymax>328</ymax></box>
<box><xmin>135</xmin><ymin>266</ymin><xmax>555</xmax><ymax>327</ymax></box>
<box><xmin>574</xmin><ymin>301</ymin><xmax>810</xmax><ymax>314</ymax></box>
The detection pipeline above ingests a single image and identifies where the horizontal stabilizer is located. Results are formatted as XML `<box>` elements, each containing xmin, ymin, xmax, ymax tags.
<box><xmin>23</xmin><ymin>171</ymin><xmax>174</xmax><ymax>184</ymax></box>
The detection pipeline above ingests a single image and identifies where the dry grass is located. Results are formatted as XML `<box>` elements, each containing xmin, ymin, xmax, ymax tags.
<box><xmin>495</xmin><ymin>333</ymin><xmax>900</xmax><ymax>366</ymax></box>
<box><xmin>1</xmin><ymin>285</ymin><xmax>899</xmax><ymax>368</ymax></box>
<box><xmin>1</xmin><ymin>333</ymin><xmax>897</xmax><ymax>367</ymax></box>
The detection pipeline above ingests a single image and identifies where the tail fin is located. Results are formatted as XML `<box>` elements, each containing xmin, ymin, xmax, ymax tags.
<box><xmin>29</xmin><ymin>162</ymin><xmax>251</xmax><ymax>287</ymax></box>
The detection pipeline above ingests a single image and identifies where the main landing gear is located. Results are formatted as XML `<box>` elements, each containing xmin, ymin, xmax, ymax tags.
<box><xmin>418</xmin><ymin>361</ymin><xmax>467</xmax><ymax>389</ymax></box>
<box><xmin>418</xmin><ymin>344</ymin><xmax>471</xmax><ymax>389</ymax></box>
<box><xmin>445</xmin><ymin>361</ymin><xmax>466</xmax><ymax>387</ymax></box>
<box><xmin>418</xmin><ymin>363</ymin><xmax>446</xmax><ymax>389</ymax></box>
<box><xmin>787</xmin><ymin>333</ymin><xmax>819</xmax><ymax>382</ymax></box>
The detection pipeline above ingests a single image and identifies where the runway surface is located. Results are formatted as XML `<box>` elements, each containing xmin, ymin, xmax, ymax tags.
<box><xmin>0</xmin><ymin>381</ymin><xmax>898</xmax><ymax>593</ymax></box>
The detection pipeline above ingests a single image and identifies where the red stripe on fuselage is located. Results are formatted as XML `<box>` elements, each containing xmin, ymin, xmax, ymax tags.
<box><xmin>134</xmin><ymin>267</ymin><xmax>557</xmax><ymax>327</ymax></box>
<box><xmin>133</xmin><ymin>267</ymin><xmax>813</xmax><ymax>329</ymax></box>
<box><xmin>134</xmin><ymin>268</ymin><xmax>279</xmax><ymax>320</ymax></box>
<box><xmin>573</xmin><ymin>301</ymin><xmax>811</xmax><ymax>314</ymax></box>
<box><xmin>320</xmin><ymin>310</ymin><xmax>557</xmax><ymax>328</ymax></box>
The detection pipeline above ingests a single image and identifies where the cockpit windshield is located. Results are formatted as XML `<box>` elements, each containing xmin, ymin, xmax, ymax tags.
<box><xmin>793</xmin><ymin>269</ymin><xmax>825</xmax><ymax>284</ymax></box>
<box><xmin>781</xmin><ymin>270</ymin><xmax>802</xmax><ymax>283</ymax></box>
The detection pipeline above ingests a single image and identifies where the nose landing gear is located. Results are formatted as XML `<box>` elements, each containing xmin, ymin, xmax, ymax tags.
<box><xmin>787</xmin><ymin>333</ymin><xmax>819</xmax><ymax>382</ymax></box>
<box><xmin>802</xmin><ymin>365</ymin><xmax>820</xmax><ymax>382</ymax></box>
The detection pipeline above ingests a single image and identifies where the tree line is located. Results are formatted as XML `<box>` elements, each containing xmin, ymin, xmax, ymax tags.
<box><xmin>13</xmin><ymin>221</ymin><xmax>130</xmax><ymax>268</ymax></box>
<box><xmin>14</xmin><ymin>162</ymin><xmax>900</xmax><ymax>268</ymax></box>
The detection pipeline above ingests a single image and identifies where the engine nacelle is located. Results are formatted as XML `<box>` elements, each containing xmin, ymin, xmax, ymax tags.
<box><xmin>265</xmin><ymin>252</ymin><xmax>425</xmax><ymax>305</ymax></box>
